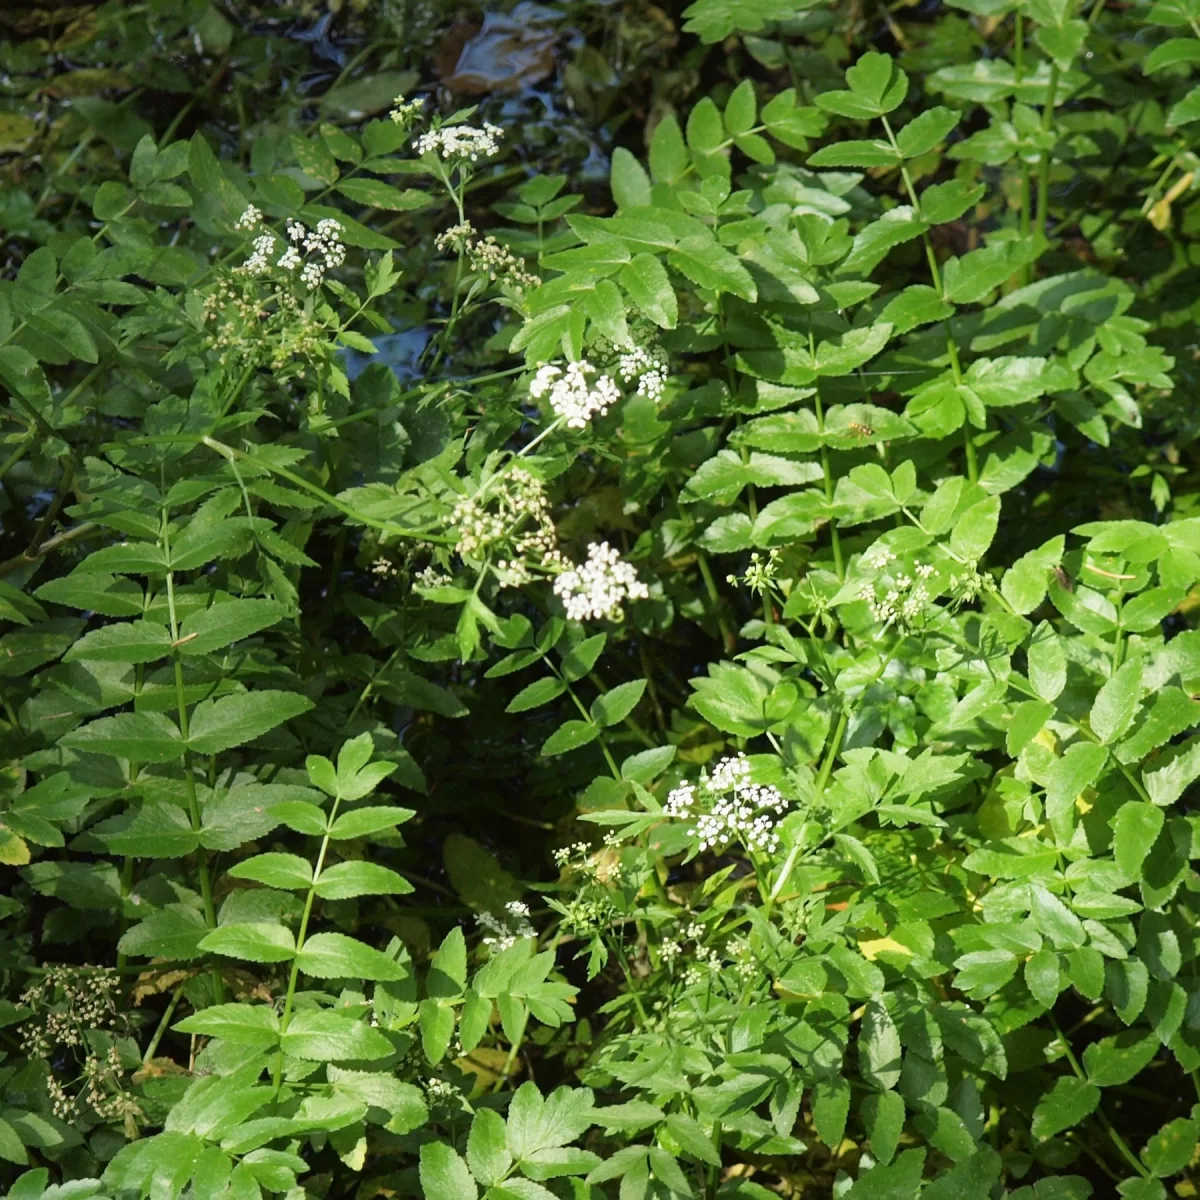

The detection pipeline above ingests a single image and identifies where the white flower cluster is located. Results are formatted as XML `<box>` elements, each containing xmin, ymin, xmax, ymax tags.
<box><xmin>552</xmin><ymin>541</ymin><xmax>648</xmax><ymax>622</ymax></box>
<box><xmin>617</xmin><ymin>344</ymin><xmax>669</xmax><ymax>403</ymax></box>
<box><xmin>238</xmin><ymin>232</ymin><xmax>277</xmax><ymax>275</ymax></box>
<box><xmin>281</xmin><ymin>218</ymin><xmax>346</xmax><ymax>290</ymax></box>
<box><xmin>233</xmin><ymin>217</ymin><xmax>346</xmax><ymax>291</ymax></box>
<box><xmin>664</xmin><ymin>753</ymin><xmax>789</xmax><ymax>854</ymax></box>
<box><xmin>476</xmin><ymin>901</ymin><xmax>535</xmax><ymax>953</ymax></box>
<box><xmin>416</xmin><ymin>122</ymin><xmax>503</xmax><ymax>162</ymax></box>
<box><xmin>435</xmin><ymin>220</ymin><xmax>539</xmax><ymax>292</ymax></box>
<box><xmin>530</xmin><ymin>360</ymin><xmax>622</xmax><ymax>429</ymax></box>
<box><xmin>859</xmin><ymin>554</ymin><xmax>936</xmax><ymax>626</ymax></box>
<box><xmin>390</xmin><ymin>94</ymin><xmax>426</xmax><ymax>125</ymax></box>
<box><xmin>235</xmin><ymin>204</ymin><xmax>263</xmax><ymax>231</ymax></box>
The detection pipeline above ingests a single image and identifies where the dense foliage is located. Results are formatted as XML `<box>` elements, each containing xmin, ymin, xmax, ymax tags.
<box><xmin>2</xmin><ymin>0</ymin><xmax>1200</xmax><ymax>1196</ymax></box>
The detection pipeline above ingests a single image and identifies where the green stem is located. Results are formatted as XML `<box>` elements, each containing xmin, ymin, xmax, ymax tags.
<box><xmin>161</xmin><ymin>511</ymin><xmax>223</xmax><ymax>1003</ymax></box>
<box><xmin>813</xmin><ymin>389</ymin><xmax>844</xmax><ymax>580</ymax></box>
<box><xmin>1035</xmin><ymin>64</ymin><xmax>1062</xmax><ymax>243</ymax></box>
<box><xmin>883</xmin><ymin>118</ymin><xmax>978</xmax><ymax>484</ymax></box>
<box><xmin>142</xmin><ymin>983</ymin><xmax>185</xmax><ymax>1064</ymax></box>
<box><xmin>1050</xmin><ymin>1014</ymin><xmax>1149</xmax><ymax>1178</ymax></box>
<box><xmin>273</xmin><ymin>792</ymin><xmax>342</xmax><ymax>1098</ymax></box>
<box><xmin>492</xmin><ymin>1006</ymin><xmax>529</xmax><ymax>1093</ymax></box>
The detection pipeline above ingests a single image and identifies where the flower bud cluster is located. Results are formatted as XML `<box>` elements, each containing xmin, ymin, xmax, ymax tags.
<box><xmin>617</xmin><ymin>344</ymin><xmax>669</xmax><ymax>403</ymax></box>
<box><xmin>858</xmin><ymin>549</ymin><xmax>936</xmax><ymax>626</ymax></box>
<box><xmin>451</xmin><ymin>466</ymin><xmax>562</xmax><ymax>586</ymax></box>
<box><xmin>415</xmin><ymin>564</ymin><xmax>453</xmax><ymax>589</ymax></box>
<box><xmin>726</xmin><ymin>549</ymin><xmax>780</xmax><ymax>594</ymax></box>
<box><xmin>416</xmin><ymin>122</ymin><xmax>503</xmax><ymax>162</ymax></box>
<box><xmin>530</xmin><ymin>360</ymin><xmax>622</xmax><ymax>429</ymax></box>
<box><xmin>435</xmin><ymin>220</ymin><xmax>539</xmax><ymax>292</ymax></box>
<box><xmin>552</xmin><ymin>541</ymin><xmax>648</xmax><ymax>622</ymax></box>
<box><xmin>664</xmin><ymin>753</ymin><xmax>789</xmax><ymax>854</ymax></box>
<box><xmin>389</xmin><ymin>94</ymin><xmax>426</xmax><ymax>125</ymax></box>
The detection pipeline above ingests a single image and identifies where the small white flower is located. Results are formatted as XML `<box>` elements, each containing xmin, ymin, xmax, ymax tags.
<box><xmin>552</xmin><ymin>541</ymin><xmax>648</xmax><ymax>622</ymax></box>
<box><xmin>301</xmin><ymin>261</ymin><xmax>324</xmax><ymax>290</ymax></box>
<box><xmin>287</xmin><ymin>218</ymin><xmax>307</xmax><ymax>242</ymax></box>
<box><xmin>235</xmin><ymin>205</ymin><xmax>262</xmax><ymax>231</ymax></box>
<box><xmin>277</xmin><ymin>246</ymin><xmax>301</xmax><ymax>271</ymax></box>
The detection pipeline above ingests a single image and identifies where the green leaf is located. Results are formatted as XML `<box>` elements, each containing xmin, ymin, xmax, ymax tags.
<box><xmin>1046</xmin><ymin>742</ymin><xmax>1109</xmax><ymax>833</ymax></box>
<box><xmin>1031</xmin><ymin>1077</ymin><xmax>1100</xmax><ymax>1140</ymax></box>
<box><xmin>686</xmin><ymin>97</ymin><xmax>725</xmax><ymax>155</ymax></box>
<box><xmin>0</xmin><ymin>1118</ymin><xmax>27</xmax><ymax>1166</ymax></box>
<box><xmin>541</xmin><ymin>719</ymin><xmax>599</xmax><ymax>756</ymax></box>
<box><xmin>177</xmin><ymin>599</ymin><xmax>288</xmax><ymax>656</ymax></box>
<box><xmin>811</xmin><ymin>1077</ymin><xmax>851</xmax><ymax>1149</ymax></box>
<box><xmin>295</xmin><ymin>932</ymin><xmax>408</xmax><ymax>981</ymax></box>
<box><xmin>1091</xmin><ymin>659</ymin><xmax>1143</xmax><ymax>744</ymax></box>
<box><xmin>863</xmin><ymin>1090</ymin><xmax>906</xmax><ymax>1164</ymax></box>
<box><xmin>1142</xmin><ymin>1118</ymin><xmax>1200</xmax><ymax>1177</ymax></box>
<box><xmin>507</xmin><ymin>677</ymin><xmax>567</xmax><ymax>714</ymax></box>
<box><xmin>335</xmin><ymin>179</ymin><xmax>428</xmax><ymax>210</ymax></box>
<box><xmin>1028</xmin><ymin>623</ymin><xmax>1067</xmax><ymax>702</ymax></box>
<box><xmin>34</xmin><ymin>573</ymin><xmax>145</xmax><ymax>618</ymax></box>
<box><xmin>590</xmin><ymin>680</ymin><xmax>646</xmax><ymax>727</ymax></box>
<box><xmin>314</xmin><ymin>861</ymin><xmax>413</xmax><ymax>899</ymax></box>
<box><xmin>1083</xmin><ymin>1030</ymin><xmax>1159</xmax><ymax>1087</ymax></box>
<box><xmin>949</xmin><ymin>495</ymin><xmax>1001</xmax><ymax>561</ymax></box>
<box><xmin>60</xmin><ymin>711</ymin><xmax>183</xmax><ymax>763</ymax></box>
<box><xmin>817</xmin><ymin>52</ymin><xmax>909</xmax><ymax>118</ymax></box>
<box><xmin>421</xmin><ymin>1142</ymin><xmax>478</xmax><ymax>1200</ymax></box>
<box><xmin>1143</xmin><ymin>735</ymin><xmax>1200</xmax><ymax>806</ymax></box>
<box><xmin>281</xmin><ymin>1009</ymin><xmax>394</xmax><ymax>1062</ymax></box>
<box><xmin>943</xmin><ymin>241</ymin><xmax>1035</xmax><ymax>304</ymax></box>
<box><xmin>63</xmin><ymin>619</ymin><xmax>171</xmax><ymax>664</ymax></box>
<box><xmin>187</xmin><ymin>690</ymin><xmax>314</xmax><ymax>754</ymax></box>
<box><xmin>419</xmin><ymin>1000</ymin><xmax>456</xmax><ymax>1064</ymax></box>
<box><xmin>665</xmin><ymin>1113</ymin><xmax>721</xmax><ymax>1166</ymax></box>
<box><xmin>467</xmin><ymin>1109</ymin><xmax>513</xmax><ymax>1186</ymax></box>
<box><xmin>119</xmin><ymin>905</ymin><xmax>209</xmax><ymax>961</ymax></box>
<box><xmin>896</xmin><ymin>107</ymin><xmax>960</xmax><ymax>157</ymax></box>
<box><xmin>648</xmin><ymin>114</ymin><xmax>688</xmax><ymax>184</ymax></box>
<box><xmin>611</xmin><ymin>147</ymin><xmax>652</xmax><ymax>209</ymax></box>
<box><xmin>328</xmin><ymin>805</ymin><xmax>415</xmax><ymax>839</ymax></box>
<box><xmin>1112</xmin><ymin>802</ymin><xmax>1165</xmax><ymax>880</ymax></box>
<box><xmin>199</xmin><ymin>922</ymin><xmax>296</xmax><ymax>963</ymax></box>
<box><xmin>1025</xmin><ymin>948</ymin><xmax>1063</xmax><ymax>1008</ymax></box>
<box><xmin>860</xmin><ymin>996</ymin><xmax>902</xmax><ymax>1090</ymax></box>
<box><xmin>667</xmin><ymin>235</ymin><xmax>757</xmax><ymax>301</ymax></box>
<box><xmin>619</xmin><ymin>253</ymin><xmax>677</xmax><ymax>329</ymax></box>
<box><xmin>561</xmin><ymin>634</ymin><xmax>607</xmax><ymax>681</ymax></box>
<box><xmin>175</xmin><ymin>1004</ymin><xmax>281</xmax><ymax>1048</ymax></box>
<box><xmin>227</xmin><ymin>853</ymin><xmax>313</xmax><ymax>890</ymax></box>
<box><xmin>841</xmin><ymin>207</ymin><xmax>928</xmax><ymax>274</ymax></box>
<box><xmin>808</xmin><ymin>139</ymin><xmax>902</xmax><ymax>168</ymax></box>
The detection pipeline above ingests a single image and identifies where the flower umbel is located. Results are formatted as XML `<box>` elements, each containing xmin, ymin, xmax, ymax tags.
<box><xmin>530</xmin><ymin>360</ymin><xmax>621</xmax><ymax>429</ymax></box>
<box><xmin>416</xmin><ymin>122</ymin><xmax>503</xmax><ymax>162</ymax></box>
<box><xmin>553</xmin><ymin>542</ymin><xmax>648</xmax><ymax>622</ymax></box>
<box><xmin>664</xmin><ymin>753</ymin><xmax>789</xmax><ymax>854</ymax></box>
